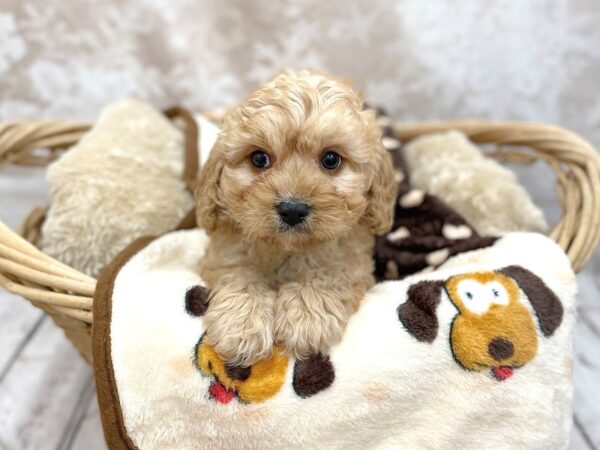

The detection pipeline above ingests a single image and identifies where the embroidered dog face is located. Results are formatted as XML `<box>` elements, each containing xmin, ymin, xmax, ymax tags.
<box><xmin>196</xmin><ymin>339</ymin><xmax>289</xmax><ymax>404</ymax></box>
<box><xmin>195</xmin><ymin>339</ymin><xmax>336</xmax><ymax>404</ymax></box>
<box><xmin>446</xmin><ymin>272</ymin><xmax>539</xmax><ymax>377</ymax></box>
<box><xmin>185</xmin><ymin>285</ymin><xmax>336</xmax><ymax>403</ymax></box>
<box><xmin>398</xmin><ymin>266</ymin><xmax>564</xmax><ymax>381</ymax></box>
<box><xmin>194</xmin><ymin>70</ymin><xmax>397</xmax><ymax>252</ymax></box>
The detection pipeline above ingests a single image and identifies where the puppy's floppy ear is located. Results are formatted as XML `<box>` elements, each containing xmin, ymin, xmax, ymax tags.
<box><xmin>398</xmin><ymin>280</ymin><xmax>445</xmax><ymax>342</ymax></box>
<box><xmin>361</xmin><ymin>111</ymin><xmax>397</xmax><ymax>235</ymax></box>
<box><xmin>498</xmin><ymin>265</ymin><xmax>563</xmax><ymax>337</ymax></box>
<box><xmin>195</xmin><ymin>139</ymin><xmax>225</xmax><ymax>234</ymax></box>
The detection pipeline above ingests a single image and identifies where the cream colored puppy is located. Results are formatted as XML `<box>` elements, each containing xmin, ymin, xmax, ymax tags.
<box><xmin>196</xmin><ymin>70</ymin><xmax>397</xmax><ymax>366</ymax></box>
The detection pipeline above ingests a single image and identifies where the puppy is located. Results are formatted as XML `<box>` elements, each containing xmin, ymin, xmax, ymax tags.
<box><xmin>196</xmin><ymin>70</ymin><xmax>397</xmax><ymax>366</ymax></box>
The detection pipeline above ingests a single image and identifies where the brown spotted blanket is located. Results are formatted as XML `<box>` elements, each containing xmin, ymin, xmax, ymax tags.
<box><xmin>91</xmin><ymin>110</ymin><xmax>575</xmax><ymax>449</ymax></box>
<box><xmin>373</xmin><ymin>110</ymin><xmax>497</xmax><ymax>280</ymax></box>
<box><xmin>93</xmin><ymin>227</ymin><xmax>575</xmax><ymax>449</ymax></box>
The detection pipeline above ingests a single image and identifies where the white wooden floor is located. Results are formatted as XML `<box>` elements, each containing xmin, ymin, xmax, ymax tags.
<box><xmin>1</xmin><ymin>163</ymin><xmax>599</xmax><ymax>450</ymax></box>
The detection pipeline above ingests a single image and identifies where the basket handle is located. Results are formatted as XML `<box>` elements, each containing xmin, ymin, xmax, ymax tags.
<box><xmin>0</xmin><ymin>121</ymin><xmax>90</xmax><ymax>167</ymax></box>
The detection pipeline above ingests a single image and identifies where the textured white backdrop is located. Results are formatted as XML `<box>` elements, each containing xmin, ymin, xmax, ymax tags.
<box><xmin>1</xmin><ymin>0</ymin><xmax>600</xmax><ymax>147</ymax></box>
<box><xmin>1</xmin><ymin>2</ymin><xmax>600</xmax><ymax>449</ymax></box>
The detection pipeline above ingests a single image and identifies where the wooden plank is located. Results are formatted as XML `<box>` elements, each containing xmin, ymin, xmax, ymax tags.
<box><xmin>55</xmin><ymin>376</ymin><xmax>105</xmax><ymax>450</ymax></box>
<box><xmin>1</xmin><ymin>165</ymin><xmax>54</xmax><ymax>314</ymax></box>
<box><xmin>571</xmin><ymin>247</ymin><xmax>600</xmax><ymax>448</ymax></box>
<box><xmin>577</xmin><ymin>251</ymin><xmax>600</xmax><ymax>312</ymax></box>
<box><xmin>573</xmin><ymin>310</ymin><xmax>600</xmax><ymax>449</ymax></box>
<box><xmin>576</xmin><ymin>311</ymin><xmax>600</xmax><ymax>368</ymax></box>
<box><xmin>565</xmin><ymin>235</ymin><xmax>599</xmax><ymax>447</ymax></box>
<box><xmin>570</xmin><ymin>421</ymin><xmax>594</xmax><ymax>450</ymax></box>
<box><xmin>0</xmin><ymin>318</ymin><xmax>92</xmax><ymax>450</ymax></box>
<box><xmin>0</xmin><ymin>292</ymin><xmax>44</xmax><ymax>379</ymax></box>
<box><xmin>65</xmin><ymin>388</ymin><xmax>107</xmax><ymax>450</ymax></box>
<box><xmin>0</xmin><ymin>165</ymin><xmax>52</xmax><ymax>376</ymax></box>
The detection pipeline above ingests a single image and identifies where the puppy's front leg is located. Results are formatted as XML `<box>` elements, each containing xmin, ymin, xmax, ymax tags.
<box><xmin>203</xmin><ymin>270</ymin><xmax>275</xmax><ymax>367</ymax></box>
<box><xmin>274</xmin><ymin>274</ymin><xmax>368</xmax><ymax>359</ymax></box>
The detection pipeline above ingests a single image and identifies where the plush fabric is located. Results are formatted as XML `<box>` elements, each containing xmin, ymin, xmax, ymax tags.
<box><xmin>402</xmin><ymin>131</ymin><xmax>548</xmax><ymax>236</ymax></box>
<box><xmin>40</xmin><ymin>99</ymin><xmax>220</xmax><ymax>276</ymax></box>
<box><xmin>93</xmin><ymin>229</ymin><xmax>575</xmax><ymax>450</ymax></box>
<box><xmin>373</xmin><ymin>113</ymin><xmax>498</xmax><ymax>280</ymax></box>
<box><xmin>399</xmin><ymin>268</ymin><xmax>564</xmax><ymax>380</ymax></box>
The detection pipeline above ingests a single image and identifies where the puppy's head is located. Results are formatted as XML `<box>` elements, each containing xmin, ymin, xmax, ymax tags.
<box><xmin>196</xmin><ymin>70</ymin><xmax>396</xmax><ymax>250</ymax></box>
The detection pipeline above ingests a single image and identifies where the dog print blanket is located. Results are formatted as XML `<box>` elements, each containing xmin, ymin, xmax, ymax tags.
<box><xmin>93</xmin><ymin>228</ymin><xmax>575</xmax><ymax>449</ymax></box>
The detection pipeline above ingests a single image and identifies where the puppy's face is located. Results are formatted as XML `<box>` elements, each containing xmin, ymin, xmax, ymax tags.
<box><xmin>196</xmin><ymin>71</ymin><xmax>396</xmax><ymax>251</ymax></box>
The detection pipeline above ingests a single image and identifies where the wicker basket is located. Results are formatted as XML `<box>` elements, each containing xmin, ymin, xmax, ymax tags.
<box><xmin>1</xmin><ymin>117</ymin><xmax>599</xmax><ymax>364</ymax></box>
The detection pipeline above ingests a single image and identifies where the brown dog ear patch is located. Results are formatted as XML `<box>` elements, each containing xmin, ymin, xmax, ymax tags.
<box><xmin>498</xmin><ymin>265</ymin><xmax>563</xmax><ymax>337</ymax></box>
<box><xmin>293</xmin><ymin>354</ymin><xmax>335</xmax><ymax>398</ymax></box>
<box><xmin>185</xmin><ymin>285</ymin><xmax>209</xmax><ymax>317</ymax></box>
<box><xmin>398</xmin><ymin>280</ymin><xmax>444</xmax><ymax>343</ymax></box>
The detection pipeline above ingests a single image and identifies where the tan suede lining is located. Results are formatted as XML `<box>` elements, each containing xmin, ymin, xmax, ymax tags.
<box><xmin>93</xmin><ymin>235</ymin><xmax>155</xmax><ymax>450</ymax></box>
<box><xmin>164</xmin><ymin>106</ymin><xmax>200</xmax><ymax>193</ymax></box>
<box><xmin>92</xmin><ymin>210</ymin><xmax>198</xmax><ymax>449</ymax></box>
<box><xmin>92</xmin><ymin>106</ymin><xmax>200</xmax><ymax>448</ymax></box>
<box><xmin>176</xmin><ymin>207</ymin><xmax>198</xmax><ymax>231</ymax></box>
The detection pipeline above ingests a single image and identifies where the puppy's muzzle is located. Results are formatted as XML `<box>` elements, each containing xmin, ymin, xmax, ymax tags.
<box><xmin>277</xmin><ymin>199</ymin><xmax>311</xmax><ymax>227</ymax></box>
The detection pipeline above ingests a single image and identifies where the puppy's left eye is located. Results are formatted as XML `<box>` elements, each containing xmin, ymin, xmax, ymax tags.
<box><xmin>321</xmin><ymin>151</ymin><xmax>342</xmax><ymax>170</ymax></box>
<box><xmin>251</xmin><ymin>150</ymin><xmax>271</xmax><ymax>169</ymax></box>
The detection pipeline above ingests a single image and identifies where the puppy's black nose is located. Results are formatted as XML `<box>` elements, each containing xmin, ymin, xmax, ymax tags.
<box><xmin>277</xmin><ymin>200</ymin><xmax>310</xmax><ymax>227</ymax></box>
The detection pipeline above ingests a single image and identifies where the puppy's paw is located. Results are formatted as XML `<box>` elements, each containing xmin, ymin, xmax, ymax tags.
<box><xmin>274</xmin><ymin>287</ymin><xmax>346</xmax><ymax>359</ymax></box>
<box><xmin>203</xmin><ymin>295</ymin><xmax>273</xmax><ymax>367</ymax></box>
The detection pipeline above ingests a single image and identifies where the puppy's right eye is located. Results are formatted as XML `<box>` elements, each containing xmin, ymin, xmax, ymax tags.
<box><xmin>321</xmin><ymin>151</ymin><xmax>342</xmax><ymax>171</ymax></box>
<box><xmin>251</xmin><ymin>151</ymin><xmax>271</xmax><ymax>169</ymax></box>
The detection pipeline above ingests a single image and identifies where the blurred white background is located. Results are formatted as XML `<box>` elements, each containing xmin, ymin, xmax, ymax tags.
<box><xmin>1</xmin><ymin>1</ymin><xmax>599</xmax><ymax>449</ymax></box>
<box><xmin>2</xmin><ymin>0</ymin><xmax>600</xmax><ymax>147</ymax></box>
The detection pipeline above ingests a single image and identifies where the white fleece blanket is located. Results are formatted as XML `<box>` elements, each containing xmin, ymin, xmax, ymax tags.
<box><xmin>95</xmin><ymin>230</ymin><xmax>575</xmax><ymax>450</ymax></box>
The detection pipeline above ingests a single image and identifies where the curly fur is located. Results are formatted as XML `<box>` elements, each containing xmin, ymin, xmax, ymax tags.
<box><xmin>196</xmin><ymin>70</ymin><xmax>397</xmax><ymax>365</ymax></box>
